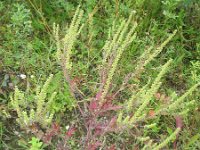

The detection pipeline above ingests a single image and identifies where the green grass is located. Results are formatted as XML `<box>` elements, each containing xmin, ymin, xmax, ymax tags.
<box><xmin>0</xmin><ymin>0</ymin><xmax>200</xmax><ymax>149</ymax></box>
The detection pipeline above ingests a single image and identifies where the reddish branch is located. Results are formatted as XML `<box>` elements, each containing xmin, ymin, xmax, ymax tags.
<box><xmin>173</xmin><ymin>115</ymin><xmax>183</xmax><ymax>149</ymax></box>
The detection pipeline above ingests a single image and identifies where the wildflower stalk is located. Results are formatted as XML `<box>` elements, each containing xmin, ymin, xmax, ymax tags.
<box><xmin>53</xmin><ymin>6</ymin><xmax>84</xmax><ymax>99</ymax></box>
<box><xmin>100</xmin><ymin>12</ymin><xmax>137</xmax><ymax>105</ymax></box>
<box><xmin>153</xmin><ymin>128</ymin><xmax>181</xmax><ymax>150</ymax></box>
<box><xmin>167</xmin><ymin>83</ymin><xmax>200</xmax><ymax>111</ymax></box>
<box><xmin>11</xmin><ymin>74</ymin><xmax>56</xmax><ymax>129</ymax></box>
<box><xmin>130</xmin><ymin>59</ymin><xmax>172</xmax><ymax>123</ymax></box>
<box><xmin>36</xmin><ymin>74</ymin><xmax>53</xmax><ymax>117</ymax></box>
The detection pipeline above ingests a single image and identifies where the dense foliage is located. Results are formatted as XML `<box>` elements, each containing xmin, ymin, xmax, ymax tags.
<box><xmin>1</xmin><ymin>0</ymin><xmax>200</xmax><ymax>149</ymax></box>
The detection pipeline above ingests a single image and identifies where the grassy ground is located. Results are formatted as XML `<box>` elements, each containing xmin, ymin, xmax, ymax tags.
<box><xmin>1</xmin><ymin>0</ymin><xmax>200</xmax><ymax>149</ymax></box>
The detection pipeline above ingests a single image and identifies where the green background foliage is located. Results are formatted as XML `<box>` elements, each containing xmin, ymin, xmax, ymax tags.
<box><xmin>0</xmin><ymin>0</ymin><xmax>200</xmax><ymax>149</ymax></box>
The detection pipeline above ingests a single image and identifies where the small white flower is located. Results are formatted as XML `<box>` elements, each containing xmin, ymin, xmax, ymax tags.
<box><xmin>66</xmin><ymin>125</ymin><xmax>69</xmax><ymax>130</ymax></box>
<box><xmin>30</xmin><ymin>75</ymin><xmax>34</xmax><ymax>78</ymax></box>
<box><xmin>19</xmin><ymin>74</ymin><xmax>26</xmax><ymax>79</ymax></box>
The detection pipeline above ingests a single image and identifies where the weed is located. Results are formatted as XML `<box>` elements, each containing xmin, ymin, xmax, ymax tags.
<box><xmin>1</xmin><ymin>0</ymin><xmax>200</xmax><ymax>149</ymax></box>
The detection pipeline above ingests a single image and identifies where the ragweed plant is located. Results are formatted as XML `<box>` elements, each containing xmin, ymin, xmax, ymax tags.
<box><xmin>11</xmin><ymin>74</ymin><xmax>56</xmax><ymax>129</ymax></box>
<box><xmin>99</xmin><ymin>12</ymin><xmax>137</xmax><ymax>105</ymax></box>
<box><xmin>53</xmin><ymin>6</ymin><xmax>84</xmax><ymax>98</ymax></box>
<box><xmin>53</xmin><ymin>6</ymin><xmax>199</xmax><ymax>150</ymax></box>
<box><xmin>117</xmin><ymin>58</ymin><xmax>199</xmax><ymax>149</ymax></box>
